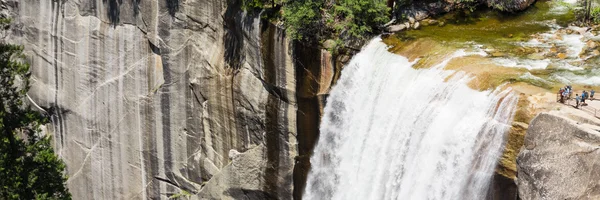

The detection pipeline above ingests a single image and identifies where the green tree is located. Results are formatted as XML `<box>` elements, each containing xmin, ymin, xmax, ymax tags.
<box><xmin>0</xmin><ymin>28</ymin><xmax>71</xmax><ymax>199</ymax></box>
<box><xmin>282</xmin><ymin>0</ymin><xmax>326</xmax><ymax>41</ymax></box>
<box><xmin>243</xmin><ymin>0</ymin><xmax>277</xmax><ymax>10</ymax></box>
<box><xmin>332</xmin><ymin>0</ymin><xmax>390</xmax><ymax>38</ymax></box>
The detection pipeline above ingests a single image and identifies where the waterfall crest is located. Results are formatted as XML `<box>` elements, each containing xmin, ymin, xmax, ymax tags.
<box><xmin>303</xmin><ymin>38</ymin><xmax>518</xmax><ymax>200</ymax></box>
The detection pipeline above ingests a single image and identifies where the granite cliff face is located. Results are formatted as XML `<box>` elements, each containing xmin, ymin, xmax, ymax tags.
<box><xmin>4</xmin><ymin>0</ymin><xmax>337</xmax><ymax>199</ymax></box>
<box><xmin>517</xmin><ymin>113</ymin><xmax>600</xmax><ymax>200</ymax></box>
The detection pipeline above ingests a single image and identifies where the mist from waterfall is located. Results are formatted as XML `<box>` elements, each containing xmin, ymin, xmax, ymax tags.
<box><xmin>303</xmin><ymin>38</ymin><xmax>518</xmax><ymax>200</ymax></box>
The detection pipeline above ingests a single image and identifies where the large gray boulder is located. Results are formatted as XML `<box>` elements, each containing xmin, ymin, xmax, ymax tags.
<box><xmin>517</xmin><ymin>113</ymin><xmax>600</xmax><ymax>200</ymax></box>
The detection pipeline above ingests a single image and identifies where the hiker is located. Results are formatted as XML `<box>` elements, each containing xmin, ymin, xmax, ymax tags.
<box><xmin>563</xmin><ymin>89</ymin><xmax>569</xmax><ymax>102</ymax></box>
<box><xmin>576</xmin><ymin>94</ymin><xmax>581</xmax><ymax>109</ymax></box>
<box><xmin>591</xmin><ymin>89</ymin><xmax>595</xmax><ymax>100</ymax></box>
<box><xmin>566</xmin><ymin>87</ymin><xmax>571</xmax><ymax>99</ymax></box>
<box><xmin>582</xmin><ymin>90</ymin><xmax>587</xmax><ymax>105</ymax></box>
<box><xmin>569</xmin><ymin>86</ymin><xmax>573</xmax><ymax>98</ymax></box>
<box><xmin>559</xmin><ymin>88</ymin><xmax>565</xmax><ymax>103</ymax></box>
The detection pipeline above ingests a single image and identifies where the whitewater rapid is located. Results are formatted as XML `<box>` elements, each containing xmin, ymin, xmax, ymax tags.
<box><xmin>303</xmin><ymin>38</ymin><xmax>518</xmax><ymax>200</ymax></box>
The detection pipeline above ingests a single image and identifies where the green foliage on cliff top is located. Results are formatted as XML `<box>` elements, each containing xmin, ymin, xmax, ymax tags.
<box><xmin>247</xmin><ymin>0</ymin><xmax>390</xmax><ymax>41</ymax></box>
<box><xmin>0</xmin><ymin>27</ymin><xmax>71</xmax><ymax>199</ymax></box>
<box><xmin>331</xmin><ymin>0</ymin><xmax>390</xmax><ymax>38</ymax></box>
<box><xmin>282</xmin><ymin>0</ymin><xmax>325</xmax><ymax>41</ymax></box>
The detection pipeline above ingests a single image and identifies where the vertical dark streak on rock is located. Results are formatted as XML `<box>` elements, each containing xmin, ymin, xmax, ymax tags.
<box><xmin>223</xmin><ymin>0</ymin><xmax>242</xmax><ymax>70</ymax></box>
<box><xmin>264</xmin><ymin>30</ymin><xmax>281</xmax><ymax>200</ymax></box>
<box><xmin>107</xmin><ymin>89</ymin><xmax>115</xmax><ymax>198</ymax></box>
<box><xmin>91</xmin><ymin>0</ymin><xmax>97</xmax><ymax>16</ymax></box>
<box><xmin>52</xmin><ymin>0</ymin><xmax>65</xmax><ymax>149</ymax></box>
<box><xmin>143</xmin><ymin>100</ymin><xmax>160</xmax><ymax>199</ymax></box>
<box><xmin>160</xmin><ymin>57</ymin><xmax>173</xmax><ymax>196</ymax></box>
<box><xmin>59</xmin><ymin>2</ymin><xmax>68</xmax><ymax>142</ymax></box>
<box><xmin>487</xmin><ymin>173</ymin><xmax>518</xmax><ymax>200</ymax></box>
<box><xmin>104</xmin><ymin>0</ymin><xmax>122</xmax><ymax>26</ymax></box>
<box><xmin>132</xmin><ymin>0</ymin><xmax>141</xmax><ymax>16</ymax></box>
<box><xmin>185</xmin><ymin>73</ymin><xmax>203</xmax><ymax>185</ymax></box>
<box><xmin>166</xmin><ymin>0</ymin><xmax>179</xmax><ymax>17</ymax></box>
<box><xmin>116</xmin><ymin>38</ymin><xmax>126</xmax><ymax>198</ymax></box>
<box><xmin>292</xmin><ymin>43</ymin><xmax>322</xmax><ymax>200</ymax></box>
<box><xmin>261</xmin><ymin>22</ymin><xmax>291</xmax><ymax>199</ymax></box>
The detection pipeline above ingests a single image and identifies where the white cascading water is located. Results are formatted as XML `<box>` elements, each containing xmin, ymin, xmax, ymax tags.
<box><xmin>303</xmin><ymin>38</ymin><xmax>518</xmax><ymax>200</ymax></box>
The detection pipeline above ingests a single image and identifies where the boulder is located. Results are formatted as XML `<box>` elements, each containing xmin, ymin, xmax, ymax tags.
<box><xmin>383</xmin><ymin>18</ymin><xmax>397</xmax><ymax>27</ymax></box>
<box><xmin>486</xmin><ymin>0</ymin><xmax>536</xmax><ymax>12</ymax></box>
<box><xmin>420</xmin><ymin>19</ymin><xmax>438</xmax><ymax>26</ymax></box>
<box><xmin>517</xmin><ymin>113</ymin><xmax>600</xmax><ymax>200</ymax></box>
<box><xmin>586</xmin><ymin>40</ymin><xmax>598</xmax><ymax>50</ymax></box>
<box><xmin>387</xmin><ymin>24</ymin><xmax>407</xmax><ymax>32</ymax></box>
<box><xmin>413</xmin><ymin>22</ymin><xmax>420</xmax><ymax>29</ymax></box>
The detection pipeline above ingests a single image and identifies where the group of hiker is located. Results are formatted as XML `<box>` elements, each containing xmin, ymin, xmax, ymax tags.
<box><xmin>558</xmin><ymin>85</ymin><xmax>595</xmax><ymax>108</ymax></box>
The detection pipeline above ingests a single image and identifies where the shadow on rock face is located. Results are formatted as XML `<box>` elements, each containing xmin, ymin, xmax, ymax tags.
<box><xmin>104</xmin><ymin>0</ymin><xmax>174</xmax><ymax>26</ymax></box>
<box><xmin>104</xmin><ymin>0</ymin><xmax>122</xmax><ymax>26</ymax></box>
<box><xmin>225</xmin><ymin>188</ymin><xmax>278</xmax><ymax>200</ymax></box>
<box><xmin>166</xmin><ymin>0</ymin><xmax>179</xmax><ymax>16</ymax></box>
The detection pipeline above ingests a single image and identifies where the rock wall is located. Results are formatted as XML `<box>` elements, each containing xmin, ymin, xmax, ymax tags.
<box><xmin>4</xmin><ymin>0</ymin><xmax>334</xmax><ymax>199</ymax></box>
<box><xmin>517</xmin><ymin>113</ymin><xmax>600</xmax><ymax>200</ymax></box>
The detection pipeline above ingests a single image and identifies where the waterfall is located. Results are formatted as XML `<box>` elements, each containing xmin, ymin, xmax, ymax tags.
<box><xmin>303</xmin><ymin>38</ymin><xmax>518</xmax><ymax>200</ymax></box>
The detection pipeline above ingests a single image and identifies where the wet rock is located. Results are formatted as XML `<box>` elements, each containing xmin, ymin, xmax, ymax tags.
<box><xmin>420</xmin><ymin>19</ymin><xmax>438</xmax><ymax>26</ymax></box>
<box><xmin>387</xmin><ymin>24</ymin><xmax>407</xmax><ymax>32</ymax></box>
<box><xmin>491</xmin><ymin>52</ymin><xmax>506</xmax><ymax>57</ymax></box>
<box><xmin>568</xmin><ymin>26</ymin><xmax>589</xmax><ymax>35</ymax></box>
<box><xmin>408</xmin><ymin>17</ymin><xmax>415</xmax><ymax>24</ymax></box>
<box><xmin>589</xmin><ymin>35</ymin><xmax>600</xmax><ymax>42</ymax></box>
<box><xmin>586</xmin><ymin>40</ymin><xmax>598</xmax><ymax>50</ymax></box>
<box><xmin>565</xmin><ymin>29</ymin><xmax>574</xmax><ymax>34</ymax></box>
<box><xmin>413</xmin><ymin>22</ymin><xmax>420</xmax><ymax>29</ymax></box>
<box><xmin>404</xmin><ymin>22</ymin><xmax>410</xmax><ymax>28</ymax></box>
<box><xmin>527</xmin><ymin>53</ymin><xmax>545</xmax><ymax>60</ymax></box>
<box><xmin>517</xmin><ymin>113</ymin><xmax>600</xmax><ymax>200</ymax></box>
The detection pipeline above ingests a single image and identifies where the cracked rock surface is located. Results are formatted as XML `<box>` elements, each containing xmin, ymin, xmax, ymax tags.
<box><xmin>517</xmin><ymin>113</ymin><xmax>600</xmax><ymax>200</ymax></box>
<box><xmin>1</xmin><ymin>0</ymin><xmax>328</xmax><ymax>199</ymax></box>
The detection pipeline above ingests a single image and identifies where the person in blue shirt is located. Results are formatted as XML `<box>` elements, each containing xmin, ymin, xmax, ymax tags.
<box><xmin>576</xmin><ymin>94</ymin><xmax>581</xmax><ymax>109</ymax></box>
<box><xmin>591</xmin><ymin>89</ymin><xmax>595</xmax><ymax>100</ymax></box>
<box><xmin>582</xmin><ymin>91</ymin><xmax>587</xmax><ymax>104</ymax></box>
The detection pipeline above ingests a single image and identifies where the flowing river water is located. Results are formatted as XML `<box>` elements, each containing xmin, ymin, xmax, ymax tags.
<box><xmin>303</xmin><ymin>0</ymin><xmax>598</xmax><ymax>199</ymax></box>
<box><xmin>303</xmin><ymin>38</ymin><xmax>518</xmax><ymax>200</ymax></box>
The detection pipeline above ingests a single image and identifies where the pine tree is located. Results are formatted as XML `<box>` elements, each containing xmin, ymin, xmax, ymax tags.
<box><xmin>0</xmin><ymin>20</ymin><xmax>71</xmax><ymax>199</ymax></box>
